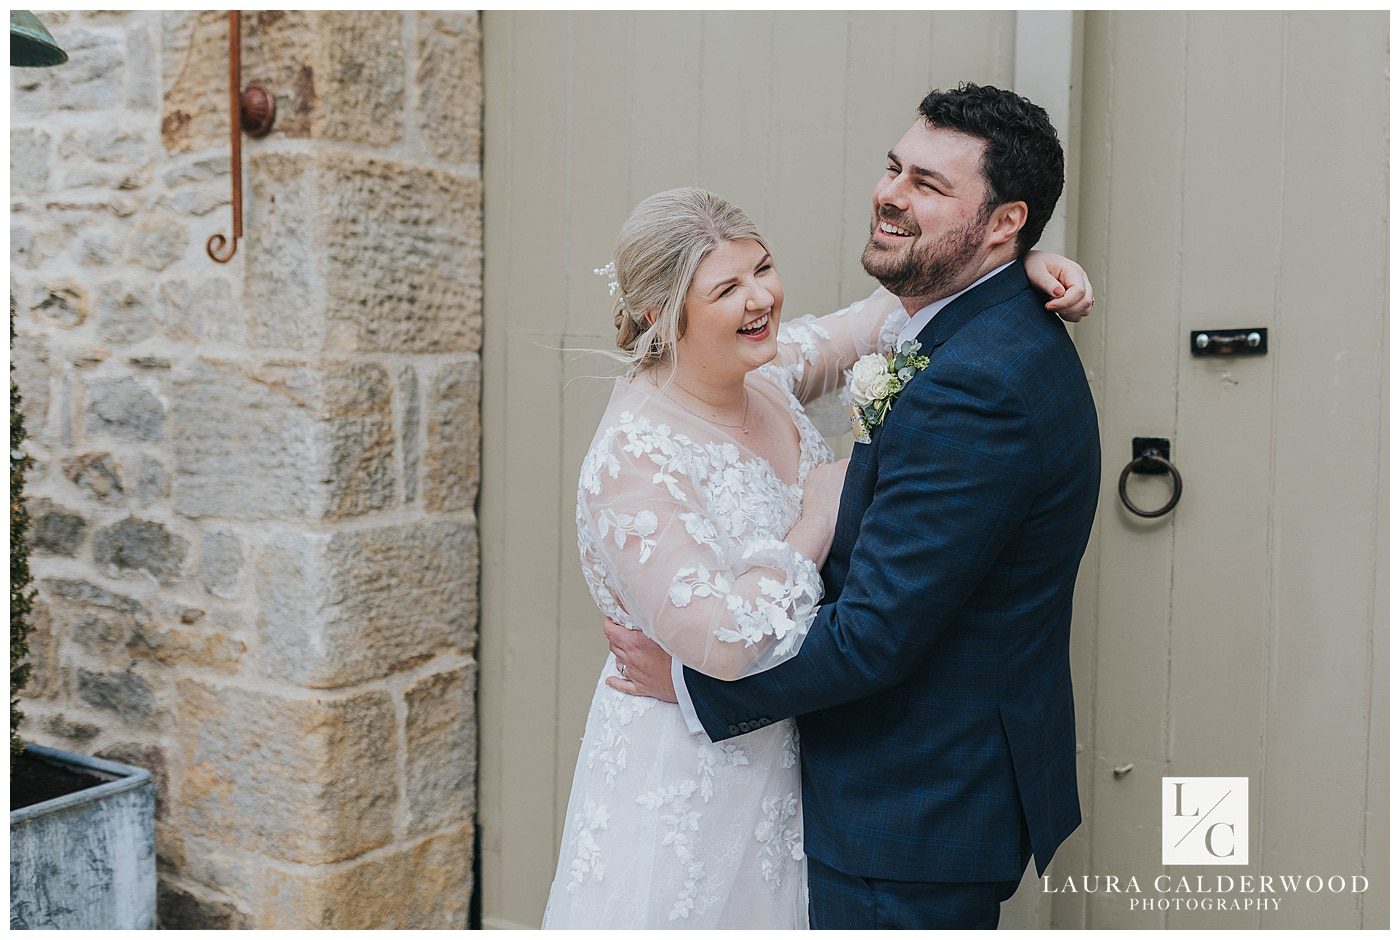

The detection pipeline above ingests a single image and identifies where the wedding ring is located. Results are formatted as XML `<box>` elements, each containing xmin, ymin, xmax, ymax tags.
<box><xmin>618</xmin><ymin>662</ymin><xmax>627</xmax><ymax>678</ymax></box>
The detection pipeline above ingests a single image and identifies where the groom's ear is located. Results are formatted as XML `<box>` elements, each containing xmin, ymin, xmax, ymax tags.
<box><xmin>644</xmin><ymin>307</ymin><xmax>660</xmax><ymax>327</ymax></box>
<box><xmin>985</xmin><ymin>201</ymin><xmax>1028</xmax><ymax>250</ymax></box>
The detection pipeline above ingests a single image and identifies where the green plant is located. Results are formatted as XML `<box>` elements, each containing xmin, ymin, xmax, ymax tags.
<box><xmin>11</xmin><ymin>299</ymin><xmax>35</xmax><ymax>756</ymax></box>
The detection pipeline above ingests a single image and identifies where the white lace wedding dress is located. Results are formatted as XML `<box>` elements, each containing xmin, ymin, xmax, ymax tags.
<box><xmin>541</xmin><ymin>289</ymin><xmax>905</xmax><ymax>929</ymax></box>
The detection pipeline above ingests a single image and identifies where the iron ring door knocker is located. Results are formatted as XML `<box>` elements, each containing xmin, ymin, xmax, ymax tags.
<box><xmin>1118</xmin><ymin>437</ymin><xmax>1183</xmax><ymax>518</ymax></box>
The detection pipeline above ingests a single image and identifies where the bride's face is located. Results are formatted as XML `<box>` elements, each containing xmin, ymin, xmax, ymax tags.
<box><xmin>675</xmin><ymin>237</ymin><xmax>783</xmax><ymax>378</ymax></box>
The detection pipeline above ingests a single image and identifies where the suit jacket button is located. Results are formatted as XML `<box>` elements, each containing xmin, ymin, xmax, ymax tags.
<box><xmin>758</xmin><ymin>718</ymin><xmax>771</xmax><ymax>726</ymax></box>
<box><xmin>727</xmin><ymin>724</ymin><xmax>739</xmax><ymax>735</ymax></box>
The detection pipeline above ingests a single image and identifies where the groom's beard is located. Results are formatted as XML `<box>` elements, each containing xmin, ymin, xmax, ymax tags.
<box><xmin>860</xmin><ymin>209</ymin><xmax>987</xmax><ymax>300</ymax></box>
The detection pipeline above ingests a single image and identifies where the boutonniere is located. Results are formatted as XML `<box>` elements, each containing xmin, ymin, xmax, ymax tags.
<box><xmin>848</xmin><ymin>340</ymin><xmax>931</xmax><ymax>443</ymax></box>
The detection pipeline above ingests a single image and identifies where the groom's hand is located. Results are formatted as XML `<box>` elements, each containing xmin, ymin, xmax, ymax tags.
<box><xmin>603</xmin><ymin>617</ymin><xmax>678</xmax><ymax>703</ymax></box>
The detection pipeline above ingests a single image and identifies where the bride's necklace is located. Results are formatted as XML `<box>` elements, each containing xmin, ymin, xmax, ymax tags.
<box><xmin>665</xmin><ymin>384</ymin><xmax>751</xmax><ymax>435</ymax></box>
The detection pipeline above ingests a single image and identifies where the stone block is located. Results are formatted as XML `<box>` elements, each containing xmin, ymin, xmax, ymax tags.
<box><xmin>315</xmin><ymin>12</ymin><xmax>404</xmax><ymax>147</ymax></box>
<box><xmin>245</xmin><ymin>151</ymin><xmax>482</xmax><ymax>354</ymax></box>
<box><xmin>95</xmin><ymin>281</ymin><xmax>158</xmax><ymax>346</ymax></box>
<box><xmin>18</xmin><ymin>599</ymin><xmax>60</xmax><ymax>700</ymax></box>
<box><xmin>162</xmin><ymin>11</ymin><xmax>403</xmax><ymax>153</ymax></box>
<box><xmin>126</xmin><ymin>19</ymin><xmax>159</xmax><ymax>111</ymax></box>
<box><xmin>241</xmin><ymin>154</ymin><xmax>323</xmax><ymax>349</ymax></box>
<box><xmin>256</xmin><ymin>825</ymin><xmax>472</xmax><ymax>928</ymax></box>
<box><xmin>39</xmin><ymin>712</ymin><xmax>101</xmax><ymax>745</ymax></box>
<box><xmin>41</xmin><ymin>577</ymin><xmax>147</xmax><ymax>657</ymax></box>
<box><xmin>96</xmin><ymin>740</ymin><xmax>170</xmax><ymax>818</ymax></box>
<box><xmin>416</xmin><ymin>12</ymin><xmax>482</xmax><ymax>166</ymax></box>
<box><xmin>58</xmin><ymin>125</ymin><xmax>153</xmax><ymax>166</ymax></box>
<box><xmin>56</xmin><ymin>126</ymin><xmax>156</xmax><ymax>191</ymax></box>
<box><xmin>76</xmin><ymin>666</ymin><xmax>158</xmax><ymax>728</ymax></box>
<box><xmin>154</xmin><ymin>187</ymin><xmax>227</xmax><ymax>217</ymax></box>
<box><xmin>28</xmin><ymin>498</ymin><xmax>87</xmax><ymax>556</ymax></box>
<box><xmin>29</xmin><ymin>282</ymin><xmax>87</xmax><ymax>329</ymax></box>
<box><xmin>71</xmin><ymin>216</ymin><xmax>128</xmax><ymax>269</ymax></box>
<box><xmin>62</xmin><ymin>451</ymin><xmax>125</xmax><ymax>504</ymax></box>
<box><xmin>92</xmin><ymin>516</ymin><xmax>189</xmax><ymax>585</ymax></box>
<box><xmin>11</xmin><ymin>128</ymin><xmax>51</xmax><ymax>196</ymax></box>
<box><xmin>404</xmin><ymin>664</ymin><xmax>477</xmax><ymax>837</ymax></box>
<box><xmin>11</xmin><ymin>332</ymin><xmax>51</xmax><ymax>434</ymax></box>
<box><xmin>133</xmin><ymin>456</ymin><xmax>169</xmax><ymax>504</ymax></box>
<box><xmin>126</xmin><ymin>215</ymin><xmax>188</xmax><ymax>272</ymax></box>
<box><xmin>199</xmin><ymin>531</ymin><xmax>244</xmax><ymax>599</ymax></box>
<box><xmin>160</xmin><ymin>277</ymin><xmax>243</xmax><ymax>344</ymax></box>
<box><xmin>254</xmin><ymin>520</ymin><xmax>477</xmax><ymax>688</ymax></box>
<box><xmin>171</xmin><ymin>358</ymin><xmax>395</xmax><ymax>521</ymax></box>
<box><xmin>127</xmin><ymin>621</ymin><xmax>246</xmax><ymax>675</ymax></box>
<box><xmin>157</xmin><ymin>880</ymin><xmax>249</xmax><ymax>930</ymax></box>
<box><xmin>174</xmin><ymin>679</ymin><xmax>397</xmax><ymax>864</ymax></box>
<box><xmin>163</xmin><ymin>155</ymin><xmax>229</xmax><ymax>187</ymax></box>
<box><xmin>85</xmin><ymin>375</ymin><xmax>166</xmax><ymax>442</ymax></box>
<box><xmin>163</xmin><ymin>829</ymin><xmax>260</xmax><ymax>908</ymax></box>
<box><xmin>11</xmin><ymin>27</ymin><xmax>124</xmax><ymax>114</ymax></box>
<box><xmin>423</xmin><ymin>356</ymin><xmax>481</xmax><ymax>512</ymax></box>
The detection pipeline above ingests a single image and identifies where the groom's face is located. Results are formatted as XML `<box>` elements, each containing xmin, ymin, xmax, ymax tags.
<box><xmin>861</xmin><ymin>121</ymin><xmax>994</xmax><ymax>301</ymax></box>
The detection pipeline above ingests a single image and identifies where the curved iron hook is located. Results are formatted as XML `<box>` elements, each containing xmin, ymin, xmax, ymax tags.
<box><xmin>206</xmin><ymin>232</ymin><xmax>236</xmax><ymax>263</ymax></box>
<box><xmin>208</xmin><ymin>11</ymin><xmax>244</xmax><ymax>264</ymax></box>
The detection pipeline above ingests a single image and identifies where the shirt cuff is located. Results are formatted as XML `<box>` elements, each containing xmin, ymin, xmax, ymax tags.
<box><xmin>672</xmin><ymin>657</ymin><xmax>706</xmax><ymax>735</ymax></box>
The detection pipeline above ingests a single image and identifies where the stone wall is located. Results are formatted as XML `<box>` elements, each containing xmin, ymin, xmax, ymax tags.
<box><xmin>10</xmin><ymin>11</ymin><xmax>482</xmax><ymax>928</ymax></box>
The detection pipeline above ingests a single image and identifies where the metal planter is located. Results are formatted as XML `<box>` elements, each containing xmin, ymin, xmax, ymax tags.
<box><xmin>10</xmin><ymin>744</ymin><xmax>156</xmax><ymax>929</ymax></box>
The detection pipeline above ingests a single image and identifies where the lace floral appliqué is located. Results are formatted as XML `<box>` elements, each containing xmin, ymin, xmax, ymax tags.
<box><xmin>565</xmin><ymin>799</ymin><xmax>611</xmax><ymax>892</ymax></box>
<box><xmin>756</xmin><ymin>793</ymin><xmax>803</xmax><ymax>890</ymax></box>
<box><xmin>636</xmin><ymin>781</ymin><xmax>713</xmax><ymax>921</ymax></box>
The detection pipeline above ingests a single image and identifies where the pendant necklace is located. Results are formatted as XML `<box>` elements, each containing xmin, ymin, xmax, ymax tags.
<box><xmin>668</xmin><ymin>385</ymin><xmax>750</xmax><ymax>435</ymax></box>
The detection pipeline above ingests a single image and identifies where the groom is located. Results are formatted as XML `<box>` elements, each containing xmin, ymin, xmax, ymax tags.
<box><xmin>606</xmin><ymin>83</ymin><xmax>1101</xmax><ymax>929</ymax></box>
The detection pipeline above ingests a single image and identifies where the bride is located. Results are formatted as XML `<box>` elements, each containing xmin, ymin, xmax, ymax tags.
<box><xmin>541</xmin><ymin>188</ymin><xmax>1091</xmax><ymax>928</ymax></box>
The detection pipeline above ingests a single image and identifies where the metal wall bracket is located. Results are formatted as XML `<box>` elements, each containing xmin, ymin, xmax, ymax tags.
<box><xmin>1131</xmin><ymin>437</ymin><xmax>1171</xmax><ymax>474</ymax></box>
<box><xmin>1191</xmin><ymin>328</ymin><xmax>1268</xmax><ymax>356</ymax></box>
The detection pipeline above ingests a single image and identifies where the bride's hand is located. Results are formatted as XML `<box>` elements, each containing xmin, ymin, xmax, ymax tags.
<box><xmin>1024</xmin><ymin>250</ymin><xmax>1095</xmax><ymax>322</ymax></box>
<box><xmin>604</xmin><ymin>617</ymin><xmax>677</xmax><ymax>702</ymax></box>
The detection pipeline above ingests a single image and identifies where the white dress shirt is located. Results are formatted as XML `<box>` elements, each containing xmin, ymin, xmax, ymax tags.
<box><xmin>671</xmin><ymin>261</ymin><xmax>1016</xmax><ymax>735</ymax></box>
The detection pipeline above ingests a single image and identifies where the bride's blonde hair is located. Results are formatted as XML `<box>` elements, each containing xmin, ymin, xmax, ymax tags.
<box><xmin>610</xmin><ymin>188</ymin><xmax>768</xmax><ymax>374</ymax></box>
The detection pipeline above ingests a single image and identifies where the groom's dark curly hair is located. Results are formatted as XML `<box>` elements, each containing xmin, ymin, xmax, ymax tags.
<box><xmin>918</xmin><ymin>82</ymin><xmax>1064</xmax><ymax>256</ymax></box>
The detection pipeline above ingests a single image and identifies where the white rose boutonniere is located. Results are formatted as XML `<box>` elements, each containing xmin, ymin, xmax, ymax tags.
<box><xmin>849</xmin><ymin>356</ymin><xmax>890</xmax><ymax>407</ymax></box>
<box><xmin>848</xmin><ymin>340</ymin><xmax>931</xmax><ymax>444</ymax></box>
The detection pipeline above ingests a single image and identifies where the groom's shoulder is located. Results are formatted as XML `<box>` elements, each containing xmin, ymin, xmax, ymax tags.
<box><xmin>913</xmin><ymin>292</ymin><xmax>1087</xmax><ymax>414</ymax></box>
<box><xmin>946</xmin><ymin>289</ymin><xmax>1072</xmax><ymax>373</ymax></box>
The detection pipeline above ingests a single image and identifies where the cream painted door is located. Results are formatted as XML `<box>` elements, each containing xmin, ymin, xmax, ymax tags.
<box><xmin>1068</xmin><ymin>11</ymin><xmax>1388</xmax><ymax>930</ymax></box>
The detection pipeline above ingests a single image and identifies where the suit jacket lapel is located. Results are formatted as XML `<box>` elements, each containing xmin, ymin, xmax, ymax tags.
<box><xmin>915</xmin><ymin>259</ymin><xmax>1033</xmax><ymax>351</ymax></box>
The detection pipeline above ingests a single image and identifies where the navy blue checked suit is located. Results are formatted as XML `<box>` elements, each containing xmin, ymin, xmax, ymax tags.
<box><xmin>682</xmin><ymin>261</ymin><xmax>1101</xmax><ymax>925</ymax></box>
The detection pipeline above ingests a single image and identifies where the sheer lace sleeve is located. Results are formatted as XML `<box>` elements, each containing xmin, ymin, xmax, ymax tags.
<box><xmin>577</xmin><ymin>413</ymin><xmax>823</xmax><ymax>681</ymax></box>
<box><xmin>768</xmin><ymin>286</ymin><xmax>907</xmax><ymax>404</ymax></box>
